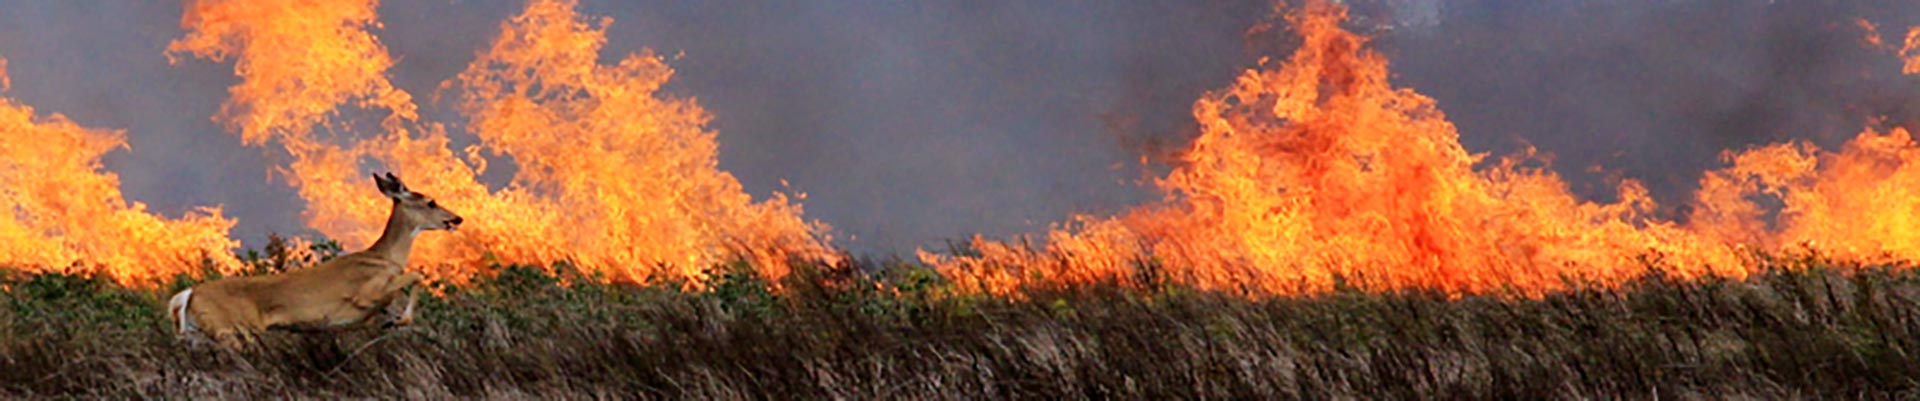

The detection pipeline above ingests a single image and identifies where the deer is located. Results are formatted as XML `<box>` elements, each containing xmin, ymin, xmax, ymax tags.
<box><xmin>168</xmin><ymin>172</ymin><xmax>463</xmax><ymax>348</ymax></box>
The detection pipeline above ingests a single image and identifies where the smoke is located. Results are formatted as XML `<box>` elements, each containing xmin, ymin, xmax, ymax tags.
<box><xmin>547</xmin><ymin>1</ymin><xmax>1275</xmax><ymax>252</ymax></box>
<box><xmin>1378</xmin><ymin>0</ymin><xmax>1920</xmax><ymax>218</ymax></box>
<box><xmin>1</xmin><ymin>0</ymin><xmax>1917</xmax><ymax>258</ymax></box>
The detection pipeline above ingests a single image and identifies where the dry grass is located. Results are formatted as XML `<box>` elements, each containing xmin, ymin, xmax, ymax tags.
<box><xmin>6</xmin><ymin>251</ymin><xmax>1920</xmax><ymax>399</ymax></box>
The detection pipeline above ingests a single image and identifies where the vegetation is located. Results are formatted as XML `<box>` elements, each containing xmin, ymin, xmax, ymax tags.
<box><xmin>5</xmin><ymin>244</ymin><xmax>1920</xmax><ymax>399</ymax></box>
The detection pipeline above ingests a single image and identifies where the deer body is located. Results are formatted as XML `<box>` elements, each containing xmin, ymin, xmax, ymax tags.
<box><xmin>171</xmin><ymin>173</ymin><xmax>460</xmax><ymax>347</ymax></box>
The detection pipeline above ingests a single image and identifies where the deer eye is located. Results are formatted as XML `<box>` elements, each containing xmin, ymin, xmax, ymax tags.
<box><xmin>427</xmin><ymin>200</ymin><xmax>440</xmax><ymax>209</ymax></box>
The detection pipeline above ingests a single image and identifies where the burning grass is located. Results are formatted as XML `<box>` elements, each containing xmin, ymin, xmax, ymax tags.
<box><xmin>6</xmin><ymin>245</ymin><xmax>1920</xmax><ymax>399</ymax></box>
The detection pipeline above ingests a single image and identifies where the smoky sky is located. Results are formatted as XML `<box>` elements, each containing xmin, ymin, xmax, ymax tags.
<box><xmin>1</xmin><ymin>1</ymin><xmax>1918</xmax><ymax>256</ymax></box>
<box><xmin>1379</xmin><ymin>0</ymin><xmax>1920</xmax><ymax>216</ymax></box>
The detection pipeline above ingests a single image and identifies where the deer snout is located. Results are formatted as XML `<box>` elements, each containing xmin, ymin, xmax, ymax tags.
<box><xmin>447</xmin><ymin>216</ymin><xmax>464</xmax><ymax>229</ymax></box>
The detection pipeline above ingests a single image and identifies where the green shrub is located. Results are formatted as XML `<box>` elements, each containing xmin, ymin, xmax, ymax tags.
<box><xmin>3</xmin><ymin>270</ymin><xmax>165</xmax><ymax>333</ymax></box>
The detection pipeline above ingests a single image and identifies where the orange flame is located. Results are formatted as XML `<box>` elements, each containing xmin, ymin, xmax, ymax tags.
<box><xmin>928</xmin><ymin>2</ymin><xmax>1857</xmax><ymax>296</ymax></box>
<box><xmin>1904</xmin><ymin>26</ymin><xmax>1920</xmax><ymax>75</ymax></box>
<box><xmin>1693</xmin><ymin>127</ymin><xmax>1920</xmax><ymax>262</ymax></box>
<box><xmin>1861</xmin><ymin>19</ymin><xmax>1920</xmax><ymax>75</ymax></box>
<box><xmin>166</xmin><ymin>0</ymin><xmax>414</xmax><ymax>263</ymax></box>
<box><xmin>1861</xmin><ymin>18</ymin><xmax>1887</xmax><ymax>48</ymax></box>
<box><xmin>168</xmin><ymin>0</ymin><xmax>833</xmax><ymax>284</ymax></box>
<box><xmin>0</xmin><ymin>52</ymin><xmax>240</xmax><ymax>285</ymax></box>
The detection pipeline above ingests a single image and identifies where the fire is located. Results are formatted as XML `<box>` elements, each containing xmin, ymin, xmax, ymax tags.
<box><xmin>1904</xmin><ymin>27</ymin><xmax>1920</xmax><ymax>74</ymax></box>
<box><xmin>1861</xmin><ymin>19</ymin><xmax>1920</xmax><ymax>75</ymax></box>
<box><xmin>167</xmin><ymin>0</ymin><xmax>833</xmax><ymax>284</ymax></box>
<box><xmin>1862</xmin><ymin>19</ymin><xmax>1886</xmax><ymax>48</ymax></box>
<box><xmin>1694</xmin><ymin>127</ymin><xmax>1920</xmax><ymax>263</ymax></box>
<box><xmin>166</xmin><ymin>0</ymin><xmax>413</xmax><ymax>263</ymax></box>
<box><xmin>5</xmin><ymin>0</ymin><xmax>1920</xmax><ymax>296</ymax></box>
<box><xmin>442</xmin><ymin>0</ymin><xmax>836</xmax><ymax>281</ymax></box>
<box><xmin>925</xmin><ymin>2</ymin><xmax>1920</xmax><ymax>297</ymax></box>
<box><xmin>0</xmin><ymin>52</ymin><xmax>240</xmax><ymax>285</ymax></box>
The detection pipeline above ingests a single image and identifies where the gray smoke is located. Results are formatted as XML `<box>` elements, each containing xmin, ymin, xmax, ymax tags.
<box><xmin>1</xmin><ymin>1</ymin><xmax>1917</xmax><ymax>257</ymax></box>
<box><xmin>1379</xmin><ymin>0</ymin><xmax>1920</xmax><ymax>219</ymax></box>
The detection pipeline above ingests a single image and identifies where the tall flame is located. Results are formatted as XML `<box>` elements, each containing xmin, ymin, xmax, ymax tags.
<box><xmin>168</xmin><ymin>0</ymin><xmax>832</xmax><ymax>284</ymax></box>
<box><xmin>925</xmin><ymin>2</ymin><xmax>1920</xmax><ymax>297</ymax></box>
<box><xmin>445</xmin><ymin>0</ymin><xmax>835</xmax><ymax>281</ymax></box>
<box><xmin>166</xmin><ymin>0</ymin><xmax>415</xmax><ymax>259</ymax></box>
<box><xmin>0</xmin><ymin>52</ymin><xmax>240</xmax><ymax>285</ymax></box>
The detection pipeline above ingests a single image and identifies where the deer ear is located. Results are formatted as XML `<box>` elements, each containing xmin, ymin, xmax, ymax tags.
<box><xmin>374</xmin><ymin>172</ymin><xmax>408</xmax><ymax>198</ymax></box>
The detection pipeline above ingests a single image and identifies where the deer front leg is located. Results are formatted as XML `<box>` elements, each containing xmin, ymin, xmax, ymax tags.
<box><xmin>380</xmin><ymin>290</ymin><xmax>418</xmax><ymax>329</ymax></box>
<box><xmin>352</xmin><ymin>271</ymin><xmax>425</xmax><ymax>309</ymax></box>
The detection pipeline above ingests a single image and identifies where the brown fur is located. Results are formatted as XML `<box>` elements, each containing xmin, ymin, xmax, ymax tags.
<box><xmin>172</xmin><ymin>173</ymin><xmax>461</xmax><ymax>348</ymax></box>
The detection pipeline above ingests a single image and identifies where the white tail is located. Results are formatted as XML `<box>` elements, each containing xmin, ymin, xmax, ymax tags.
<box><xmin>168</xmin><ymin>288</ymin><xmax>197</xmax><ymax>337</ymax></box>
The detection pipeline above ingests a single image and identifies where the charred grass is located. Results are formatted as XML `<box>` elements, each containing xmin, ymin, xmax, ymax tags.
<box><xmin>6</xmin><ymin>251</ymin><xmax>1920</xmax><ymax>399</ymax></box>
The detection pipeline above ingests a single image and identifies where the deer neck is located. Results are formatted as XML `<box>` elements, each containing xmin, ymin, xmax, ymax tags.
<box><xmin>364</xmin><ymin>201</ymin><xmax>417</xmax><ymax>267</ymax></box>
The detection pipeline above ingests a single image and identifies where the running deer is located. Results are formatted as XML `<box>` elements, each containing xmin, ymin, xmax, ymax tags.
<box><xmin>168</xmin><ymin>172</ymin><xmax>463</xmax><ymax>347</ymax></box>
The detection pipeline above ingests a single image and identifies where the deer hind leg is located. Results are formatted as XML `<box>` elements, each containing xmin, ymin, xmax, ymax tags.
<box><xmin>212</xmin><ymin>330</ymin><xmax>248</xmax><ymax>350</ymax></box>
<box><xmin>204</xmin><ymin>322</ymin><xmax>263</xmax><ymax>351</ymax></box>
<box><xmin>188</xmin><ymin>302</ymin><xmax>265</xmax><ymax>350</ymax></box>
<box><xmin>202</xmin><ymin>328</ymin><xmax>263</xmax><ymax>373</ymax></box>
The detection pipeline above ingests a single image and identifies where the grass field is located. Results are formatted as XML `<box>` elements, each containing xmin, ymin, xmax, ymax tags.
<box><xmin>5</xmin><ymin>246</ymin><xmax>1920</xmax><ymax>399</ymax></box>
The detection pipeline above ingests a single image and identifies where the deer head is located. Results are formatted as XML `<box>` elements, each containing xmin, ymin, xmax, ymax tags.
<box><xmin>373</xmin><ymin>172</ymin><xmax>464</xmax><ymax>232</ymax></box>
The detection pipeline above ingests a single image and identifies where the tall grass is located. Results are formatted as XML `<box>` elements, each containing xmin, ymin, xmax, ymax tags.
<box><xmin>5</xmin><ymin>248</ymin><xmax>1920</xmax><ymax>399</ymax></box>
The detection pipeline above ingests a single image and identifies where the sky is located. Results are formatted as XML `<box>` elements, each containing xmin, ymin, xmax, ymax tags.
<box><xmin>1</xmin><ymin>0</ymin><xmax>1918</xmax><ymax>255</ymax></box>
